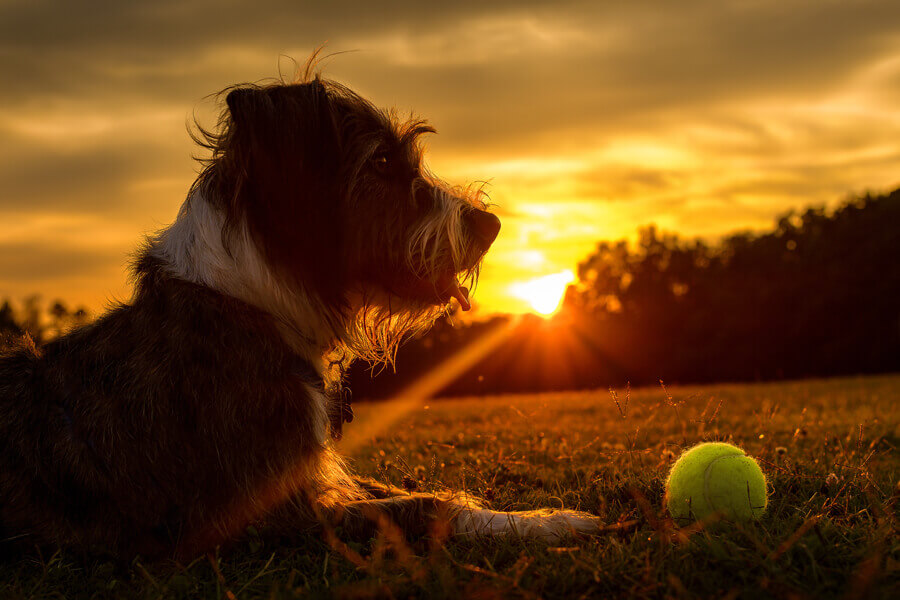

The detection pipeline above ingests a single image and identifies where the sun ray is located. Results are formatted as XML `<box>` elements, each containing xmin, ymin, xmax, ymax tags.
<box><xmin>338</xmin><ymin>315</ymin><xmax>521</xmax><ymax>454</ymax></box>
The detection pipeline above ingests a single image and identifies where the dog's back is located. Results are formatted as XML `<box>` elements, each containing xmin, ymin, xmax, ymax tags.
<box><xmin>0</xmin><ymin>255</ymin><xmax>341</xmax><ymax>557</ymax></box>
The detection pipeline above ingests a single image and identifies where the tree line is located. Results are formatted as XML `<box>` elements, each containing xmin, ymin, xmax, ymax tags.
<box><xmin>0</xmin><ymin>297</ymin><xmax>91</xmax><ymax>347</ymax></box>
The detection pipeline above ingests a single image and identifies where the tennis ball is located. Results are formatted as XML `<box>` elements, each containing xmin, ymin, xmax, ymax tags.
<box><xmin>665</xmin><ymin>442</ymin><xmax>768</xmax><ymax>523</ymax></box>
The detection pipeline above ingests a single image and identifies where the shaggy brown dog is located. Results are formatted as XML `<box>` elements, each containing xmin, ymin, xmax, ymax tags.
<box><xmin>0</xmin><ymin>66</ymin><xmax>599</xmax><ymax>560</ymax></box>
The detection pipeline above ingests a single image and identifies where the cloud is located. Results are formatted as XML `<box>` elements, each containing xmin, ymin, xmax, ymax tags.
<box><xmin>0</xmin><ymin>240</ymin><xmax>123</xmax><ymax>282</ymax></box>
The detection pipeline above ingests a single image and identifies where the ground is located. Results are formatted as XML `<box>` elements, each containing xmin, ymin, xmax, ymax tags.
<box><xmin>2</xmin><ymin>375</ymin><xmax>898</xmax><ymax>599</ymax></box>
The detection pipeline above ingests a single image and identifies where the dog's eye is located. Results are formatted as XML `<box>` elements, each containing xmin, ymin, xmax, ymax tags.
<box><xmin>372</xmin><ymin>153</ymin><xmax>389</xmax><ymax>172</ymax></box>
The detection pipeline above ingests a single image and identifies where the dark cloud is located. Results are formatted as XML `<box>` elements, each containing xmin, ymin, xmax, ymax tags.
<box><xmin>2</xmin><ymin>146</ymin><xmax>137</xmax><ymax>210</ymax></box>
<box><xmin>1</xmin><ymin>1</ymin><xmax>898</xmax><ymax>158</ymax></box>
<box><xmin>574</xmin><ymin>168</ymin><xmax>686</xmax><ymax>200</ymax></box>
<box><xmin>3</xmin><ymin>2</ymin><xmax>898</xmax><ymax>109</ymax></box>
<box><xmin>309</xmin><ymin>2</ymin><xmax>900</xmax><ymax>153</ymax></box>
<box><xmin>0</xmin><ymin>1</ymin><xmax>547</xmax><ymax>105</ymax></box>
<box><xmin>0</xmin><ymin>137</ymin><xmax>193</xmax><ymax>215</ymax></box>
<box><xmin>0</xmin><ymin>240</ymin><xmax>122</xmax><ymax>282</ymax></box>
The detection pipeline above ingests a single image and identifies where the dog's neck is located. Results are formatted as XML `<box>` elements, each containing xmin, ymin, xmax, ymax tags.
<box><xmin>146</xmin><ymin>190</ymin><xmax>346</xmax><ymax>383</ymax></box>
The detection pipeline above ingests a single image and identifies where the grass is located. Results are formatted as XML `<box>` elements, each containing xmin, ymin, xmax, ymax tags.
<box><xmin>1</xmin><ymin>374</ymin><xmax>898</xmax><ymax>598</ymax></box>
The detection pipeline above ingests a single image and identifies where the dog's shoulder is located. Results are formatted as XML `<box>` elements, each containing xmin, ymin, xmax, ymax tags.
<box><xmin>14</xmin><ymin>253</ymin><xmax>323</xmax><ymax>419</ymax></box>
<box><xmin>62</xmin><ymin>254</ymin><xmax>302</xmax><ymax>368</ymax></box>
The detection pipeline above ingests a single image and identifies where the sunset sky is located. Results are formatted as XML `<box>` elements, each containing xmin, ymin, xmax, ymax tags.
<box><xmin>2</xmin><ymin>1</ymin><xmax>900</xmax><ymax>316</ymax></box>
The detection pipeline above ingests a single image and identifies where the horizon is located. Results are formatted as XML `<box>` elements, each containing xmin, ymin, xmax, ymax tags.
<box><xmin>2</xmin><ymin>1</ymin><xmax>900</xmax><ymax>316</ymax></box>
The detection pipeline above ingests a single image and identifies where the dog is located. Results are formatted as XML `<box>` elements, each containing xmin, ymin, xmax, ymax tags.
<box><xmin>0</xmin><ymin>65</ymin><xmax>600</xmax><ymax>560</ymax></box>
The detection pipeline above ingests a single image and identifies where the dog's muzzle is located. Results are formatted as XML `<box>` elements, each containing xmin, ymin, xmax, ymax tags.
<box><xmin>393</xmin><ymin>208</ymin><xmax>500</xmax><ymax>311</ymax></box>
<box><xmin>444</xmin><ymin>208</ymin><xmax>500</xmax><ymax>311</ymax></box>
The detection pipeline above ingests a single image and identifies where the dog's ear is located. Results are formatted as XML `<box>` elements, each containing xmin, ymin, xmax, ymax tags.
<box><xmin>225</xmin><ymin>82</ymin><xmax>347</xmax><ymax>308</ymax></box>
<box><xmin>224</xmin><ymin>87</ymin><xmax>255</xmax><ymax>122</ymax></box>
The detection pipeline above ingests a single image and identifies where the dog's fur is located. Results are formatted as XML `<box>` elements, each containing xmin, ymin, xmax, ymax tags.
<box><xmin>0</xmin><ymin>65</ymin><xmax>599</xmax><ymax>560</ymax></box>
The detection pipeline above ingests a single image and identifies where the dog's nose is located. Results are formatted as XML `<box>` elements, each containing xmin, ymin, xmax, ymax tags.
<box><xmin>467</xmin><ymin>209</ymin><xmax>501</xmax><ymax>247</ymax></box>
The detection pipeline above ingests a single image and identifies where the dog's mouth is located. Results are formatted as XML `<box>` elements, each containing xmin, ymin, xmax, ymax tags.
<box><xmin>436</xmin><ymin>271</ymin><xmax>471</xmax><ymax>311</ymax></box>
<box><xmin>394</xmin><ymin>270</ymin><xmax>472</xmax><ymax>311</ymax></box>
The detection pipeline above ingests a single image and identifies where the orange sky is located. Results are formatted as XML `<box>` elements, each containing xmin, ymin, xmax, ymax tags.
<box><xmin>2</xmin><ymin>1</ymin><xmax>900</xmax><ymax>316</ymax></box>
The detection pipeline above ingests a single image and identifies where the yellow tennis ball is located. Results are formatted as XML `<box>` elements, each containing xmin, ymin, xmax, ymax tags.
<box><xmin>665</xmin><ymin>442</ymin><xmax>768</xmax><ymax>523</ymax></box>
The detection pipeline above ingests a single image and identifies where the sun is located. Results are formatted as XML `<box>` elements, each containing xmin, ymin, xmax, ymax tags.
<box><xmin>508</xmin><ymin>270</ymin><xmax>576</xmax><ymax>316</ymax></box>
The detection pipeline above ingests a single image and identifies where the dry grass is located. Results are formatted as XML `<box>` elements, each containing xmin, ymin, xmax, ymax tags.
<box><xmin>2</xmin><ymin>375</ymin><xmax>898</xmax><ymax>598</ymax></box>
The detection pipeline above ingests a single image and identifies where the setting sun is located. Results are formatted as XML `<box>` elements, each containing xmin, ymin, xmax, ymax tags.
<box><xmin>508</xmin><ymin>270</ymin><xmax>575</xmax><ymax>316</ymax></box>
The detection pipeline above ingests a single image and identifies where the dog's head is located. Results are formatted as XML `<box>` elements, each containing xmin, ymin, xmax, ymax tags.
<box><xmin>190</xmin><ymin>75</ymin><xmax>499</xmax><ymax>363</ymax></box>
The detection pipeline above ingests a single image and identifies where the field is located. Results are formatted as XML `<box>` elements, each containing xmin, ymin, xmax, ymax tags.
<box><xmin>2</xmin><ymin>375</ymin><xmax>898</xmax><ymax>599</ymax></box>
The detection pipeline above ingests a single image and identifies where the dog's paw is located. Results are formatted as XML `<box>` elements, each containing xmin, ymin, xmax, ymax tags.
<box><xmin>455</xmin><ymin>506</ymin><xmax>603</xmax><ymax>541</ymax></box>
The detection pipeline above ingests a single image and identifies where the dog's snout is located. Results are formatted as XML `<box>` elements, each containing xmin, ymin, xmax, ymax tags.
<box><xmin>467</xmin><ymin>209</ymin><xmax>501</xmax><ymax>247</ymax></box>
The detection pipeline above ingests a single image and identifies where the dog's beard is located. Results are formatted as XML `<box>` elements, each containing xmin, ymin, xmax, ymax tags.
<box><xmin>339</xmin><ymin>293</ymin><xmax>446</xmax><ymax>367</ymax></box>
<box><xmin>338</xmin><ymin>182</ymin><xmax>486</xmax><ymax>366</ymax></box>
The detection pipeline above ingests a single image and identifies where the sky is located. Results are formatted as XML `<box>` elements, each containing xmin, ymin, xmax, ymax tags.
<box><xmin>2</xmin><ymin>0</ymin><xmax>900</xmax><ymax>316</ymax></box>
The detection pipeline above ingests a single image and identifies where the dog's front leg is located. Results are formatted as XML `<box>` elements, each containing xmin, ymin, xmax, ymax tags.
<box><xmin>325</xmin><ymin>493</ymin><xmax>603</xmax><ymax>543</ymax></box>
<box><xmin>265</xmin><ymin>487</ymin><xmax>603</xmax><ymax>546</ymax></box>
